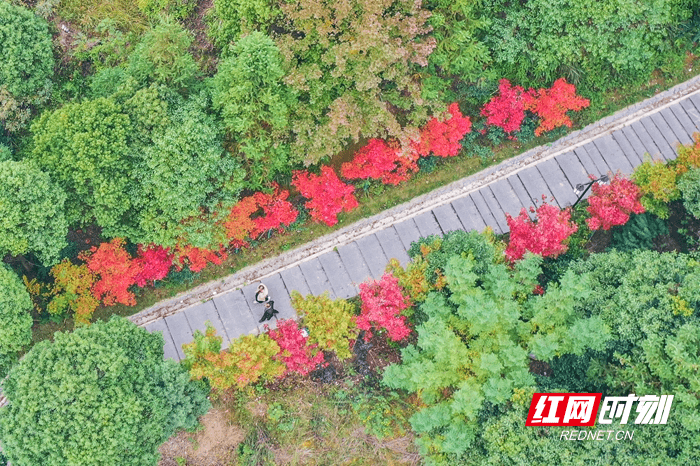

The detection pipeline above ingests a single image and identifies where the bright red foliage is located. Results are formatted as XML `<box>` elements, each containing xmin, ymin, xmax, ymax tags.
<box><xmin>224</xmin><ymin>185</ymin><xmax>299</xmax><ymax>248</ymax></box>
<box><xmin>291</xmin><ymin>166</ymin><xmax>359</xmax><ymax>226</ymax></box>
<box><xmin>505</xmin><ymin>201</ymin><xmax>578</xmax><ymax>262</ymax></box>
<box><xmin>523</xmin><ymin>78</ymin><xmax>590</xmax><ymax>136</ymax></box>
<box><xmin>133</xmin><ymin>244</ymin><xmax>173</xmax><ymax>287</ymax></box>
<box><xmin>341</xmin><ymin>139</ymin><xmax>418</xmax><ymax>185</ymax></box>
<box><xmin>481</xmin><ymin>79</ymin><xmax>527</xmax><ymax>134</ymax></box>
<box><xmin>414</xmin><ymin>103</ymin><xmax>472</xmax><ymax>158</ymax></box>
<box><xmin>80</xmin><ymin>238</ymin><xmax>142</xmax><ymax>307</ymax></box>
<box><xmin>268</xmin><ymin>319</ymin><xmax>325</xmax><ymax>376</ymax></box>
<box><xmin>175</xmin><ymin>245</ymin><xmax>228</xmax><ymax>273</ymax></box>
<box><xmin>586</xmin><ymin>174</ymin><xmax>645</xmax><ymax>230</ymax></box>
<box><xmin>356</xmin><ymin>273</ymin><xmax>412</xmax><ymax>342</ymax></box>
<box><xmin>251</xmin><ymin>185</ymin><xmax>299</xmax><ymax>237</ymax></box>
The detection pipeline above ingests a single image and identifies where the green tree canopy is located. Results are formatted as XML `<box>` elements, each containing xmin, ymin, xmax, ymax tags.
<box><xmin>421</xmin><ymin>0</ymin><xmax>492</xmax><ymax>101</ymax></box>
<box><xmin>30</xmin><ymin>97</ymin><xmax>132</xmax><ymax>231</ymax></box>
<box><xmin>678</xmin><ymin>167</ymin><xmax>700</xmax><ymax>219</ymax></box>
<box><xmin>0</xmin><ymin>316</ymin><xmax>211</xmax><ymax>466</ymax></box>
<box><xmin>117</xmin><ymin>82</ymin><xmax>171</xmax><ymax>148</ymax></box>
<box><xmin>567</xmin><ymin>249</ymin><xmax>700</xmax><ymax>345</ymax></box>
<box><xmin>126</xmin><ymin>17</ymin><xmax>200</xmax><ymax>91</ymax></box>
<box><xmin>398</xmin><ymin>247</ymin><xmax>700</xmax><ymax>465</ymax></box>
<box><xmin>30</xmin><ymin>88</ymin><xmax>245</xmax><ymax>249</ymax></box>
<box><xmin>0</xmin><ymin>143</ymin><xmax>11</xmax><ymax>161</ymax></box>
<box><xmin>128</xmin><ymin>94</ymin><xmax>245</xmax><ymax>247</ymax></box>
<box><xmin>276</xmin><ymin>0</ymin><xmax>440</xmax><ymax>164</ymax></box>
<box><xmin>478</xmin><ymin>0</ymin><xmax>695</xmax><ymax>91</ymax></box>
<box><xmin>383</xmin><ymin>234</ymin><xmax>609</xmax><ymax>462</ymax></box>
<box><xmin>0</xmin><ymin>264</ymin><xmax>33</xmax><ymax>378</ymax></box>
<box><xmin>464</xmin><ymin>396</ymin><xmax>700</xmax><ymax>466</ymax></box>
<box><xmin>207</xmin><ymin>0</ymin><xmax>279</xmax><ymax>48</ymax></box>
<box><xmin>0</xmin><ymin>160</ymin><xmax>68</xmax><ymax>265</ymax></box>
<box><xmin>0</xmin><ymin>1</ymin><xmax>54</xmax><ymax>98</ymax></box>
<box><xmin>463</xmin><ymin>249</ymin><xmax>700</xmax><ymax>465</ymax></box>
<box><xmin>210</xmin><ymin>32</ymin><xmax>295</xmax><ymax>188</ymax></box>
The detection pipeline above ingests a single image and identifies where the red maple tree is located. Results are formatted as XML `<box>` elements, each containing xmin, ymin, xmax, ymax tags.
<box><xmin>586</xmin><ymin>174</ymin><xmax>645</xmax><ymax>230</ymax></box>
<box><xmin>481</xmin><ymin>79</ymin><xmax>527</xmax><ymax>134</ymax></box>
<box><xmin>505</xmin><ymin>200</ymin><xmax>578</xmax><ymax>262</ymax></box>
<box><xmin>250</xmin><ymin>185</ymin><xmax>299</xmax><ymax>237</ymax></box>
<box><xmin>133</xmin><ymin>244</ymin><xmax>173</xmax><ymax>287</ymax></box>
<box><xmin>341</xmin><ymin>138</ymin><xmax>418</xmax><ymax>185</ymax></box>
<box><xmin>292</xmin><ymin>166</ymin><xmax>359</xmax><ymax>226</ymax></box>
<box><xmin>356</xmin><ymin>273</ymin><xmax>412</xmax><ymax>342</ymax></box>
<box><xmin>268</xmin><ymin>319</ymin><xmax>325</xmax><ymax>376</ymax></box>
<box><xmin>80</xmin><ymin>238</ymin><xmax>142</xmax><ymax>307</ymax></box>
<box><xmin>414</xmin><ymin>103</ymin><xmax>472</xmax><ymax>158</ymax></box>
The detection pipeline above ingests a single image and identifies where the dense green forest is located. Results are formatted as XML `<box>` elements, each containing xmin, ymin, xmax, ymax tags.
<box><xmin>2</xmin><ymin>0</ymin><xmax>700</xmax><ymax>464</ymax></box>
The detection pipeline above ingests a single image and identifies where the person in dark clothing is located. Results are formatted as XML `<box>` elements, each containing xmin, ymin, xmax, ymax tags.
<box><xmin>259</xmin><ymin>300</ymin><xmax>279</xmax><ymax>322</ymax></box>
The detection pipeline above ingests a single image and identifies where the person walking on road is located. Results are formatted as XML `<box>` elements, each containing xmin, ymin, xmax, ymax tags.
<box><xmin>259</xmin><ymin>300</ymin><xmax>279</xmax><ymax>322</ymax></box>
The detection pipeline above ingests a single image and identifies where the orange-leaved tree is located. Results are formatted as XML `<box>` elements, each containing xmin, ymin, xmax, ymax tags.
<box><xmin>522</xmin><ymin>78</ymin><xmax>590</xmax><ymax>136</ymax></box>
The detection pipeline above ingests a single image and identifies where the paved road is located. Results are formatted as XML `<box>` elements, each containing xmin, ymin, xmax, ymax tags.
<box><xmin>142</xmin><ymin>76</ymin><xmax>700</xmax><ymax>361</ymax></box>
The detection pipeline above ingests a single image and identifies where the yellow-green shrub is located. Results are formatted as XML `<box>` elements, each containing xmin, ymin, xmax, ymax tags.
<box><xmin>291</xmin><ymin>292</ymin><xmax>359</xmax><ymax>360</ymax></box>
<box><xmin>631</xmin><ymin>157</ymin><xmax>680</xmax><ymax>219</ymax></box>
<box><xmin>183</xmin><ymin>323</ymin><xmax>284</xmax><ymax>390</ymax></box>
